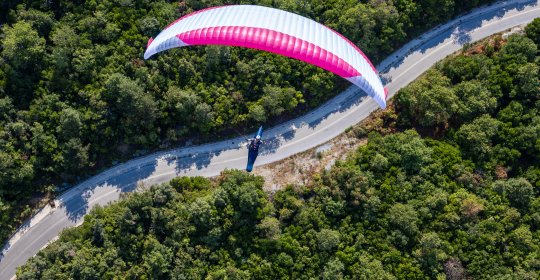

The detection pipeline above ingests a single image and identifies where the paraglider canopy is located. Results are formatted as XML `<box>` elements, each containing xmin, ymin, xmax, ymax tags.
<box><xmin>145</xmin><ymin>5</ymin><xmax>387</xmax><ymax>109</ymax></box>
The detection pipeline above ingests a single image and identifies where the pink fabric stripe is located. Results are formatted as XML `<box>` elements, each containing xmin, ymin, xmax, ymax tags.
<box><xmin>384</xmin><ymin>87</ymin><xmax>389</xmax><ymax>99</ymax></box>
<box><xmin>164</xmin><ymin>6</ymin><xmax>224</xmax><ymax>30</ymax></box>
<box><xmin>177</xmin><ymin>26</ymin><xmax>361</xmax><ymax>78</ymax></box>
<box><xmin>322</xmin><ymin>24</ymin><xmax>378</xmax><ymax>74</ymax></box>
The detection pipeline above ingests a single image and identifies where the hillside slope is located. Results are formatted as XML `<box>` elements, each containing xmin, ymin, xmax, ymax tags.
<box><xmin>17</xmin><ymin>19</ymin><xmax>540</xmax><ymax>280</ymax></box>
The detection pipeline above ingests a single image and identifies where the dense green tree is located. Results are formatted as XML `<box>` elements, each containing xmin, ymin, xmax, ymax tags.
<box><xmin>322</xmin><ymin>258</ymin><xmax>345</xmax><ymax>280</ymax></box>
<box><xmin>317</xmin><ymin>229</ymin><xmax>340</xmax><ymax>252</ymax></box>
<box><xmin>456</xmin><ymin>114</ymin><xmax>501</xmax><ymax>163</ymax></box>
<box><xmin>59</xmin><ymin>138</ymin><xmax>90</xmax><ymax>179</ymax></box>
<box><xmin>91</xmin><ymin>220</ymin><xmax>105</xmax><ymax>247</ymax></box>
<box><xmin>1</xmin><ymin>20</ymin><xmax>46</xmax><ymax>105</ymax></box>
<box><xmin>162</xmin><ymin>86</ymin><xmax>214</xmax><ymax>137</ymax></box>
<box><xmin>525</xmin><ymin>17</ymin><xmax>540</xmax><ymax>45</ymax></box>
<box><xmin>512</xmin><ymin>63</ymin><xmax>539</xmax><ymax>100</ymax></box>
<box><xmin>334</xmin><ymin>1</ymin><xmax>406</xmax><ymax>62</ymax></box>
<box><xmin>103</xmin><ymin>73</ymin><xmax>158</xmax><ymax>146</ymax></box>
<box><xmin>1</xmin><ymin>20</ymin><xmax>45</xmax><ymax>72</ymax></box>
<box><xmin>441</xmin><ymin>54</ymin><xmax>481</xmax><ymax>84</ymax></box>
<box><xmin>372</xmin><ymin>130</ymin><xmax>432</xmax><ymax>174</ymax></box>
<box><xmin>414</xmin><ymin>232</ymin><xmax>447</xmax><ymax>276</ymax></box>
<box><xmin>29</xmin><ymin>122</ymin><xmax>58</xmax><ymax>174</ymax></box>
<box><xmin>142</xmin><ymin>237</ymin><xmax>173</xmax><ymax>279</ymax></box>
<box><xmin>493</xmin><ymin>178</ymin><xmax>535</xmax><ymax>210</ymax></box>
<box><xmin>57</xmin><ymin>108</ymin><xmax>82</xmax><ymax>140</ymax></box>
<box><xmin>48</xmin><ymin>23</ymin><xmax>82</xmax><ymax>91</ymax></box>
<box><xmin>349</xmin><ymin>254</ymin><xmax>397</xmax><ymax>280</ymax></box>
<box><xmin>395</xmin><ymin>69</ymin><xmax>458</xmax><ymax>127</ymax></box>
<box><xmin>14</xmin><ymin>6</ymin><xmax>54</xmax><ymax>37</ymax></box>
<box><xmin>454</xmin><ymin>80</ymin><xmax>497</xmax><ymax>122</ymax></box>
<box><xmin>498</xmin><ymin>34</ymin><xmax>537</xmax><ymax>65</ymax></box>
<box><xmin>0</xmin><ymin>148</ymin><xmax>34</xmax><ymax>195</ymax></box>
<box><xmin>416</xmin><ymin>0</ymin><xmax>455</xmax><ymax>27</ymax></box>
<box><xmin>259</xmin><ymin>85</ymin><xmax>304</xmax><ymax>118</ymax></box>
<box><xmin>256</xmin><ymin>216</ymin><xmax>281</xmax><ymax>240</ymax></box>
<box><xmin>387</xmin><ymin>203</ymin><xmax>419</xmax><ymax>248</ymax></box>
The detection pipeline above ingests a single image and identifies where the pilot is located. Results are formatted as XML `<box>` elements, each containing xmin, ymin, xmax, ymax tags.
<box><xmin>247</xmin><ymin>135</ymin><xmax>262</xmax><ymax>150</ymax></box>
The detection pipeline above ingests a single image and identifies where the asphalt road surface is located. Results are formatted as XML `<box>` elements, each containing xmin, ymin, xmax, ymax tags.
<box><xmin>1</xmin><ymin>0</ymin><xmax>539</xmax><ymax>279</ymax></box>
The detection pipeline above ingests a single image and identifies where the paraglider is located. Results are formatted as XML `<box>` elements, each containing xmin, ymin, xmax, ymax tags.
<box><xmin>144</xmin><ymin>5</ymin><xmax>387</xmax><ymax>109</ymax></box>
<box><xmin>246</xmin><ymin>126</ymin><xmax>263</xmax><ymax>172</ymax></box>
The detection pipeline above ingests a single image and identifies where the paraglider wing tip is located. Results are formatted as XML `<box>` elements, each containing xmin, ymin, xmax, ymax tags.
<box><xmin>143</xmin><ymin>51</ymin><xmax>151</xmax><ymax>60</ymax></box>
<box><xmin>375</xmin><ymin>88</ymin><xmax>388</xmax><ymax>109</ymax></box>
<box><xmin>144</xmin><ymin>38</ymin><xmax>154</xmax><ymax>60</ymax></box>
<box><xmin>375</xmin><ymin>100</ymin><xmax>385</xmax><ymax>109</ymax></box>
<box><xmin>375</xmin><ymin>94</ymin><xmax>387</xmax><ymax>109</ymax></box>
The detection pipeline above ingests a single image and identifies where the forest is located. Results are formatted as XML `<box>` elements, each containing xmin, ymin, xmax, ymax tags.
<box><xmin>17</xmin><ymin>19</ymin><xmax>540</xmax><ymax>279</ymax></box>
<box><xmin>0</xmin><ymin>0</ymin><xmax>497</xmax><ymax>244</ymax></box>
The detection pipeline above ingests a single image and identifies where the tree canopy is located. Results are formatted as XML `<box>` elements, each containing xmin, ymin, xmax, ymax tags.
<box><xmin>0</xmin><ymin>0</ymin><xmax>498</xmax><ymax>244</ymax></box>
<box><xmin>18</xmin><ymin>25</ymin><xmax>540</xmax><ymax>279</ymax></box>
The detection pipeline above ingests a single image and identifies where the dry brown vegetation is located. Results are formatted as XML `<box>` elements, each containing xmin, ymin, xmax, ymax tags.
<box><xmin>254</xmin><ymin>103</ymin><xmax>397</xmax><ymax>192</ymax></box>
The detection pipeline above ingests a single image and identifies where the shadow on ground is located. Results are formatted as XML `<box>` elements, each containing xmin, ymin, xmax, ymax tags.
<box><xmin>382</xmin><ymin>0</ymin><xmax>537</xmax><ymax>74</ymax></box>
<box><xmin>61</xmin><ymin>161</ymin><xmax>158</xmax><ymax>222</ymax></box>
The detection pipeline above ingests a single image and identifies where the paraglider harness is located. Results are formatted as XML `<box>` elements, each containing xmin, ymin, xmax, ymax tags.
<box><xmin>247</xmin><ymin>137</ymin><xmax>263</xmax><ymax>165</ymax></box>
<box><xmin>248</xmin><ymin>138</ymin><xmax>262</xmax><ymax>152</ymax></box>
<box><xmin>246</xmin><ymin>126</ymin><xmax>263</xmax><ymax>172</ymax></box>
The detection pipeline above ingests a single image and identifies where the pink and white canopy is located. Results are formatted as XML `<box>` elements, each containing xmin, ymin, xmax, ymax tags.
<box><xmin>144</xmin><ymin>5</ymin><xmax>387</xmax><ymax>109</ymax></box>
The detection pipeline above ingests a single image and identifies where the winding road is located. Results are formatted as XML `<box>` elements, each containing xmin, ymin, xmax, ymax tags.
<box><xmin>1</xmin><ymin>1</ymin><xmax>539</xmax><ymax>279</ymax></box>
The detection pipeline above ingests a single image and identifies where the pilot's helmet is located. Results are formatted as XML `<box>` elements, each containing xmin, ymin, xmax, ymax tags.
<box><xmin>256</xmin><ymin>135</ymin><xmax>261</xmax><ymax>140</ymax></box>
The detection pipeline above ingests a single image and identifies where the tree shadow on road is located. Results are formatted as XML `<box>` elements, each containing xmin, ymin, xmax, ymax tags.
<box><xmin>60</xmin><ymin>160</ymin><xmax>158</xmax><ymax>222</ymax></box>
<box><xmin>381</xmin><ymin>0</ymin><xmax>537</xmax><ymax>75</ymax></box>
<box><xmin>169</xmin><ymin>149</ymin><xmax>224</xmax><ymax>174</ymax></box>
<box><xmin>306</xmin><ymin>87</ymin><xmax>368</xmax><ymax>130</ymax></box>
<box><xmin>257</xmin><ymin>86</ymin><xmax>368</xmax><ymax>157</ymax></box>
<box><xmin>452</xmin><ymin>26</ymin><xmax>473</xmax><ymax>45</ymax></box>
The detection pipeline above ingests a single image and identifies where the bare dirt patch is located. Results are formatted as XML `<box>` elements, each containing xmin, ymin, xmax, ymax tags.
<box><xmin>253</xmin><ymin>134</ymin><xmax>366</xmax><ymax>192</ymax></box>
<box><xmin>253</xmin><ymin>104</ymin><xmax>397</xmax><ymax>192</ymax></box>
